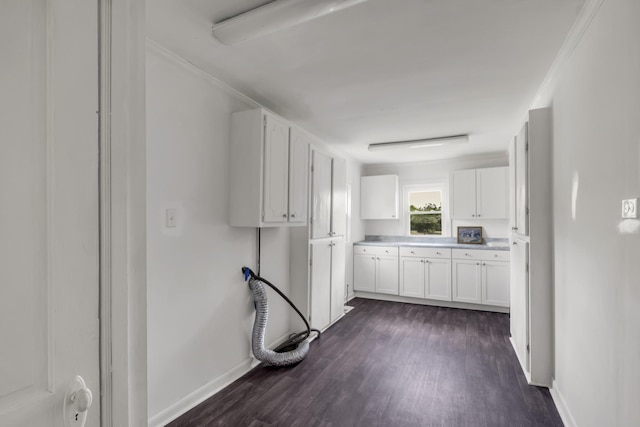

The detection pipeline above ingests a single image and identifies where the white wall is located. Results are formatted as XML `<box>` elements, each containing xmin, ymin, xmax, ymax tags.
<box><xmin>548</xmin><ymin>0</ymin><xmax>640</xmax><ymax>425</ymax></box>
<box><xmin>145</xmin><ymin>45</ymin><xmax>292</xmax><ymax>424</ymax></box>
<box><xmin>362</xmin><ymin>154</ymin><xmax>510</xmax><ymax>238</ymax></box>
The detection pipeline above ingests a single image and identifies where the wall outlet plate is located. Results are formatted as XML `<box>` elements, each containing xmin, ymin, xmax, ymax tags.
<box><xmin>622</xmin><ymin>198</ymin><xmax>639</xmax><ymax>219</ymax></box>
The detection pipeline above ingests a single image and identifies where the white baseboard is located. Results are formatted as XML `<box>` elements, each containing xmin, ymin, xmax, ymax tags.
<box><xmin>148</xmin><ymin>332</ymin><xmax>292</xmax><ymax>427</ymax></box>
<box><xmin>550</xmin><ymin>379</ymin><xmax>578</xmax><ymax>427</ymax></box>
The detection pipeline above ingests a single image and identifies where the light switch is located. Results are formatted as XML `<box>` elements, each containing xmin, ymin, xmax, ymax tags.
<box><xmin>166</xmin><ymin>208</ymin><xmax>177</xmax><ymax>228</ymax></box>
<box><xmin>622</xmin><ymin>198</ymin><xmax>639</xmax><ymax>219</ymax></box>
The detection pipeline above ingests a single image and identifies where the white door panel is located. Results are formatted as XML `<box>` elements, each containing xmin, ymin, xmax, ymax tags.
<box><xmin>353</xmin><ymin>254</ymin><xmax>376</xmax><ymax>292</ymax></box>
<box><xmin>452</xmin><ymin>260</ymin><xmax>481</xmax><ymax>303</ymax></box>
<box><xmin>330</xmin><ymin>240</ymin><xmax>346</xmax><ymax>322</ymax></box>
<box><xmin>482</xmin><ymin>261</ymin><xmax>510</xmax><ymax>307</ymax></box>
<box><xmin>515</xmin><ymin>123</ymin><xmax>529</xmax><ymax>235</ymax></box>
<box><xmin>331</xmin><ymin>157</ymin><xmax>347</xmax><ymax>237</ymax></box>
<box><xmin>288</xmin><ymin>128</ymin><xmax>308</xmax><ymax>223</ymax></box>
<box><xmin>376</xmin><ymin>256</ymin><xmax>399</xmax><ymax>295</ymax></box>
<box><xmin>0</xmin><ymin>1</ymin><xmax>100</xmax><ymax>426</ymax></box>
<box><xmin>451</xmin><ymin>169</ymin><xmax>477</xmax><ymax>219</ymax></box>
<box><xmin>311</xmin><ymin>151</ymin><xmax>332</xmax><ymax>239</ymax></box>
<box><xmin>477</xmin><ymin>167</ymin><xmax>508</xmax><ymax>219</ymax></box>
<box><xmin>310</xmin><ymin>242</ymin><xmax>332</xmax><ymax>330</ymax></box>
<box><xmin>426</xmin><ymin>258</ymin><xmax>452</xmax><ymax>301</ymax></box>
<box><xmin>399</xmin><ymin>257</ymin><xmax>424</xmax><ymax>298</ymax></box>
<box><xmin>263</xmin><ymin>115</ymin><xmax>289</xmax><ymax>223</ymax></box>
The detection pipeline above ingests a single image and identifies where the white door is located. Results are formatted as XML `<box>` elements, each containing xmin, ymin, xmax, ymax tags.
<box><xmin>376</xmin><ymin>255</ymin><xmax>399</xmax><ymax>295</ymax></box>
<box><xmin>425</xmin><ymin>258</ymin><xmax>452</xmax><ymax>301</ymax></box>
<box><xmin>310</xmin><ymin>242</ymin><xmax>332</xmax><ymax>330</ymax></box>
<box><xmin>263</xmin><ymin>114</ymin><xmax>289</xmax><ymax>223</ymax></box>
<box><xmin>451</xmin><ymin>169</ymin><xmax>477</xmax><ymax>219</ymax></box>
<box><xmin>288</xmin><ymin>128</ymin><xmax>309</xmax><ymax>223</ymax></box>
<box><xmin>452</xmin><ymin>260</ymin><xmax>482</xmax><ymax>303</ymax></box>
<box><xmin>476</xmin><ymin>167</ymin><xmax>508</xmax><ymax>219</ymax></box>
<box><xmin>311</xmin><ymin>151</ymin><xmax>332</xmax><ymax>239</ymax></box>
<box><xmin>329</xmin><ymin>239</ymin><xmax>345</xmax><ymax>322</ymax></box>
<box><xmin>353</xmin><ymin>254</ymin><xmax>376</xmax><ymax>292</ymax></box>
<box><xmin>331</xmin><ymin>157</ymin><xmax>347</xmax><ymax>237</ymax></box>
<box><xmin>399</xmin><ymin>257</ymin><xmax>424</xmax><ymax>298</ymax></box>
<box><xmin>0</xmin><ymin>1</ymin><xmax>100</xmax><ymax>426</ymax></box>
<box><xmin>515</xmin><ymin>122</ymin><xmax>529</xmax><ymax>235</ymax></box>
<box><xmin>510</xmin><ymin>238</ymin><xmax>530</xmax><ymax>372</ymax></box>
<box><xmin>482</xmin><ymin>261</ymin><xmax>510</xmax><ymax>307</ymax></box>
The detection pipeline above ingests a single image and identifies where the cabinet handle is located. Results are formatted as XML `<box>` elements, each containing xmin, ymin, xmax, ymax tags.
<box><xmin>483</xmin><ymin>263</ymin><xmax>486</xmax><ymax>266</ymax></box>
<box><xmin>282</xmin><ymin>214</ymin><xmax>287</xmax><ymax>218</ymax></box>
<box><xmin>425</xmin><ymin>260</ymin><xmax>430</xmax><ymax>264</ymax></box>
<box><xmin>371</xmin><ymin>257</ymin><xmax>375</xmax><ymax>260</ymax></box>
<box><xmin>472</xmin><ymin>214</ymin><xmax>476</xmax><ymax>217</ymax></box>
<box><xmin>436</xmin><ymin>252</ymin><xmax>441</xmax><ymax>255</ymax></box>
<box><xmin>465</xmin><ymin>253</ymin><xmax>469</xmax><ymax>256</ymax></box>
<box><xmin>291</xmin><ymin>214</ymin><xmax>296</xmax><ymax>218</ymax></box>
<box><xmin>476</xmin><ymin>262</ymin><xmax>480</xmax><ymax>265</ymax></box>
<box><xmin>511</xmin><ymin>227</ymin><xmax>518</xmax><ymax>230</ymax></box>
<box><xmin>420</xmin><ymin>260</ymin><xmax>424</xmax><ymax>263</ymax></box>
<box><xmin>512</xmin><ymin>242</ymin><xmax>518</xmax><ymax>246</ymax></box>
<box><xmin>410</xmin><ymin>251</ymin><xmax>415</xmax><ymax>254</ymax></box>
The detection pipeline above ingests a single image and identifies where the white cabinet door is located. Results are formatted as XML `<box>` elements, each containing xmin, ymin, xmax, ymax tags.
<box><xmin>510</xmin><ymin>238</ymin><xmax>530</xmax><ymax>372</ymax></box>
<box><xmin>376</xmin><ymin>255</ymin><xmax>399</xmax><ymax>295</ymax></box>
<box><xmin>451</xmin><ymin>169</ymin><xmax>477</xmax><ymax>219</ymax></box>
<box><xmin>288</xmin><ymin>128</ymin><xmax>309</xmax><ymax>223</ymax></box>
<box><xmin>399</xmin><ymin>257</ymin><xmax>425</xmax><ymax>298</ymax></box>
<box><xmin>1</xmin><ymin>1</ymin><xmax>100</xmax><ymax>425</ymax></box>
<box><xmin>360</xmin><ymin>175</ymin><xmax>399</xmax><ymax>219</ymax></box>
<box><xmin>331</xmin><ymin>157</ymin><xmax>347</xmax><ymax>237</ymax></box>
<box><xmin>452</xmin><ymin>260</ymin><xmax>482</xmax><ymax>303</ymax></box>
<box><xmin>310</xmin><ymin>241</ymin><xmax>332</xmax><ymax>330</ymax></box>
<box><xmin>263</xmin><ymin>115</ymin><xmax>290</xmax><ymax>223</ymax></box>
<box><xmin>515</xmin><ymin>122</ymin><xmax>529</xmax><ymax>235</ymax></box>
<box><xmin>482</xmin><ymin>261</ymin><xmax>510</xmax><ymax>306</ymax></box>
<box><xmin>330</xmin><ymin>239</ymin><xmax>346</xmax><ymax>322</ymax></box>
<box><xmin>509</xmin><ymin>137</ymin><xmax>518</xmax><ymax>231</ymax></box>
<box><xmin>311</xmin><ymin>151</ymin><xmax>333</xmax><ymax>239</ymax></box>
<box><xmin>476</xmin><ymin>167</ymin><xmax>508</xmax><ymax>219</ymax></box>
<box><xmin>426</xmin><ymin>258</ymin><xmax>452</xmax><ymax>301</ymax></box>
<box><xmin>353</xmin><ymin>254</ymin><xmax>376</xmax><ymax>292</ymax></box>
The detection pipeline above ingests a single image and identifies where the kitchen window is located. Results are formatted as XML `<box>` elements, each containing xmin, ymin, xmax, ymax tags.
<box><xmin>404</xmin><ymin>184</ymin><xmax>449</xmax><ymax>236</ymax></box>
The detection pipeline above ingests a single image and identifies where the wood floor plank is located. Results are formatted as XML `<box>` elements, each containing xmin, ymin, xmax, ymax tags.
<box><xmin>168</xmin><ymin>298</ymin><xmax>563</xmax><ymax>427</ymax></box>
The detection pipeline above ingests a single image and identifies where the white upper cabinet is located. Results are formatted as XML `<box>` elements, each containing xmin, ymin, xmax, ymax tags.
<box><xmin>451</xmin><ymin>167</ymin><xmax>508</xmax><ymax>219</ymax></box>
<box><xmin>229</xmin><ymin>109</ymin><xmax>309</xmax><ymax>227</ymax></box>
<box><xmin>311</xmin><ymin>149</ymin><xmax>346</xmax><ymax>239</ymax></box>
<box><xmin>360</xmin><ymin>175</ymin><xmax>399</xmax><ymax>219</ymax></box>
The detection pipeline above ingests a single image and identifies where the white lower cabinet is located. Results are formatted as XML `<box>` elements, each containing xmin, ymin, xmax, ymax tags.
<box><xmin>353</xmin><ymin>245</ymin><xmax>398</xmax><ymax>295</ymax></box>
<box><xmin>400</xmin><ymin>247</ymin><xmax>452</xmax><ymax>301</ymax></box>
<box><xmin>309</xmin><ymin>238</ymin><xmax>346</xmax><ymax>330</ymax></box>
<box><xmin>354</xmin><ymin>244</ymin><xmax>509</xmax><ymax>311</ymax></box>
<box><xmin>452</xmin><ymin>249</ymin><xmax>509</xmax><ymax>307</ymax></box>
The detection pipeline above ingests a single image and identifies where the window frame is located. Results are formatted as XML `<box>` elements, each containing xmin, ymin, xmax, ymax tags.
<box><xmin>403</xmin><ymin>182</ymin><xmax>450</xmax><ymax>237</ymax></box>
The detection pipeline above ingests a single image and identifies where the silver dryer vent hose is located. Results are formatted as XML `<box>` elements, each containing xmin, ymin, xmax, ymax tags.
<box><xmin>248</xmin><ymin>276</ymin><xmax>310</xmax><ymax>366</ymax></box>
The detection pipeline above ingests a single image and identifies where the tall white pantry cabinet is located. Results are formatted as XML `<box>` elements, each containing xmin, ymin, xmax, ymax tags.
<box><xmin>290</xmin><ymin>147</ymin><xmax>347</xmax><ymax>332</ymax></box>
<box><xmin>509</xmin><ymin>107</ymin><xmax>553</xmax><ymax>387</ymax></box>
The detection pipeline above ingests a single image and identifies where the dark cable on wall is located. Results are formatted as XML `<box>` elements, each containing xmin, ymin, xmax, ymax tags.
<box><xmin>256</xmin><ymin>227</ymin><xmax>261</xmax><ymax>276</ymax></box>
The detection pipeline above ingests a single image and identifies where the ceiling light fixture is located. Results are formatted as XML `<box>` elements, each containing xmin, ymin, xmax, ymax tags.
<box><xmin>211</xmin><ymin>0</ymin><xmax>369</xmax><ymax>46</ymax></box>
<box><xmin>368</xmin><ymin>135</ymin><xmax>469</xmax><ymax>152</ymax></box>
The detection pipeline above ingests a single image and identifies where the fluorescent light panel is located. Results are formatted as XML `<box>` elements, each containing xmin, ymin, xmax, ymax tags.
<box><xmin>368</xmin><ymin>135</ymin><xmax>469</xmax><ymax>151</ymax></box>
<box><xmin>212</xmin><ymin>0</ymin><xmax>369</xmax><ymax>46</ymax></box>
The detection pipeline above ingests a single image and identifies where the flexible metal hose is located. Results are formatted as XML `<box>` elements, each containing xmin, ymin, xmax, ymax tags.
<box><xmin>247</xmin><ymin>276</ymin><xmax>310</xmax><ymax>366</ymax></box>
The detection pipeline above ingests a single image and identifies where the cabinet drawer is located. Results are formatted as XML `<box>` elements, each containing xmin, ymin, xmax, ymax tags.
<box><xmin>354</xmin><ymin>245</ymin><xmax>398</xmax><ymax>257</ymax></box>
<box><xmin>452</xmin><ymin>249</ymin><xmax>509</xmax><ymax>261</ymax></box>
<box><xmin>399</xmin><ymin>247</ymin><xmax>451</xmax><ymax>259</ymax></box>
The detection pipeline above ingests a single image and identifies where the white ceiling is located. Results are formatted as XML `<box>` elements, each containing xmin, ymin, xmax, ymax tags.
<box><xmin>147</xmin><ymin>0</ymin><xmax>585</xmax><ymax>164</ymax></box>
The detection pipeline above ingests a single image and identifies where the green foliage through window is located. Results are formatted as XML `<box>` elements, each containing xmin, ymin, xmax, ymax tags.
<box><xmin>409</xmin><ymin>191</ymin><xmax>442</xmax><ymax>235</ymax></box>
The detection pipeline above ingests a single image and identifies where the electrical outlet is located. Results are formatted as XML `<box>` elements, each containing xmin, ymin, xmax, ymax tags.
<box><xmin>166</xmin><ymin>208</ymin><xmax>177</xmax><ymax>227</ymax></box>
<box><xmin>622</xmin><ymin>198</ymin><xmax>639</xmax><ymax>219</ymax></box>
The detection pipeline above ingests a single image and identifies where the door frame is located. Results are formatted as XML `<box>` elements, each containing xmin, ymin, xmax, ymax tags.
<box><xmin>99</xmin><ymin>1</ymin><xmax>147</xmax><ymax>426</ymax></box>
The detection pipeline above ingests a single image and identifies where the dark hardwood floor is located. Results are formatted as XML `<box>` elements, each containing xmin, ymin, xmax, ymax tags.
<box><xmin>168</xmin><ymin>298</ymin><xmax>562</xmax><ymax>427</ymax></box>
